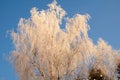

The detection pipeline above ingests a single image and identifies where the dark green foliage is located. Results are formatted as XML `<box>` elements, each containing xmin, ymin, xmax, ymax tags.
<box><xmin>117</xmin><ymin>63</ymin><xmax>120</xmax><ymax>79</ymax></box>
<box><xmin>88</xmin><ymin>68</ymin><xmax>109</xmax><ymax>80</ymax></box>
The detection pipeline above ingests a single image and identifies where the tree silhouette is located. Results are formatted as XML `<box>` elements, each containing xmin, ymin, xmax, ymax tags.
<box><xmin>117</xmin><ymin>63</ymin><xmax>120</xmax><ymax>79</ymax></box>
<box><xmin>88</xmin><ymin>68</ymin><xmax>109</xmax><ymax>80</ymax></box>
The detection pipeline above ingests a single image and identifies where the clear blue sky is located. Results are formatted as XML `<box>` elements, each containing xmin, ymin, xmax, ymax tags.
<box><xmin>0</xmin><ymin>0</ymin><xmax>120</xmax><ymax>80</ymax></box>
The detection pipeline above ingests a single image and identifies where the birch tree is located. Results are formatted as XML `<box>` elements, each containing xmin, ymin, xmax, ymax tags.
<box><xmin>10</xmin><ymin>1</ymin><xmax>120</xmax><ymax>80</ymax></box>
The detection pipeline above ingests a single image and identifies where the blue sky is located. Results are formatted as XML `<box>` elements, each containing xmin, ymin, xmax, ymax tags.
<box><xmin>0</xmin><ymin>0</ymin><xmax>120</xmax><ymax>80</ymax></box>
